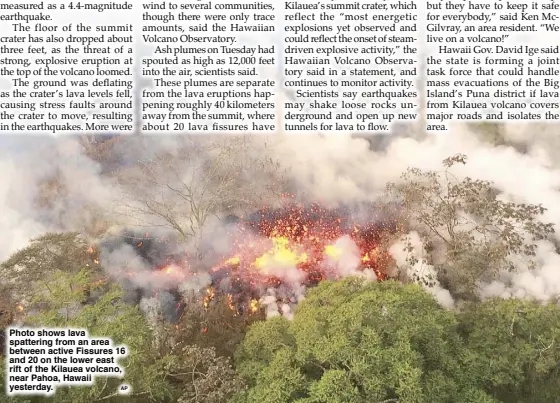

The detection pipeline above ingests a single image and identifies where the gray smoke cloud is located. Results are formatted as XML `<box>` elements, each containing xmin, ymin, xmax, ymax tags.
<box><xmin>99</xmin><ymin>243</ymin><xmax>188</xmax><ymax>290</ymax></box>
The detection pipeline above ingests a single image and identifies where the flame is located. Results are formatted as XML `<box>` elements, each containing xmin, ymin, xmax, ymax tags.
<box><xmin>249</xmin><ymin>299</ymin><xmax>259</xmax><ymax>313</ymax></box>
<box><xmin>362</xmin><ymin>248</ymin><xmax>380</xmax><ymax>263</ymax></box>
<box><xmin>254</xmin><ymin>237</ymin><xmax>308</xmax><ymax>270</ymax></box>
<box><xmin>109</xmin><ymin>203</ymin><xmax>394</xmax><ymax>316</ymax></box>
<box><xmin>225</xmin><ymin>256</ymin><xmax>240</xmax><ymax>265</ymax></box>
<box><xmin>203</xmin><ymin>287</ymin><xmax>215</xmax><ymax>308</ymax></box>
<box><xmin>201</xmin><ymin>204</ymin><xmax>393</xmax><ymax>314</ymax></box>
<box><xmin>153</xmin><ymin>264</ymin><xmax>187</xmax><ymax>282</ymax></box>
<box><xmin>324</xmin><ymin>244</ymin><xmax>343</xmax><ymax>260</ymax></box>
<box><xmin>16</xmin><ymin>304</ymin><xmax>23</xmax><ymax>312</ymax></box>
<box><xmin>87</xmin><ymin>246</ymin><xmax>100</xmax><ymax>265</ymax></box>
<box><xmin>227</xmin><ymin>294</ymin><xmax>236</xmax><ymax>312</ymax></box>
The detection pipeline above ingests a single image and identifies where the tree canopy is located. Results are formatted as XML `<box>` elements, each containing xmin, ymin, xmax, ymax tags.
<box><xmin>234</xmin><ymin>277</ymin><xmax>560</xmax><ymax>403</ymax></box>
<box><xmin>1</xmin><ymin>268</ymin><xmax>173</xmax><ymax>403</ymax></box>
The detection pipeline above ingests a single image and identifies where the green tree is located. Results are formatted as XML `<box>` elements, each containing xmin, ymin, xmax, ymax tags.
<box><xmin>0</xmin><ymin>232</ymin><xmax>101</xmax><ymax>300</ymax></box>
<box><xmin>234</xmin><ymin>277</ymin><xmax>495</xmax><ymax>403</ymax></box>
<box><xmin>0</xmin><ymin>282</ymin><xmax>16</xmax><ymax>337</ymax></box>
<box><xmin>386</xmin><ymin>154</ymin><xmax>554</xmax><ymax>298</ymax></box>
<box><xmin>235</xmin><ymin>277</ymin><xmax>560</xmax><ymax>403</ymax></box>
<box><xmin>458</xmin><ymin>298</ymin><xmax>560</xmax><ymax>403</ymax></box>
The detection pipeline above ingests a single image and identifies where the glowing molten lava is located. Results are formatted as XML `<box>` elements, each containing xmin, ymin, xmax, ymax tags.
<box><xmin>95</xmin><ymin>203</ymin><xmax>396</xmax><ymax>318</ymax></box>
<box><xmin>249</xmin><ymin>299</ymin><xmax>259</xmax><ymax>313</ymax></box>
<box><xmin>324</xmin><ymin>244</ymin><xmax>343</xmax><ymax>260</ymax></box>
<box><xmin>203</xmin><ymin>288</ymin><xmax>215</xmax><ymax>308</ymax></box>
<box><xmin>209</xmin><ymin>204</ymin><xmax>393</xmax><ymax>300</ymax></box>
<box><xmin>254</xmin><ymin>237</ymin><xmax>308</xmax><ymax>272</ymax></box>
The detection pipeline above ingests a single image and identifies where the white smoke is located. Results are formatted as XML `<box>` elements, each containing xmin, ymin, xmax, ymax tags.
<box><xmin>255</xmin><ymin>247</ymin><xmax>306</xmax><ymax>319</ymax></box>
<box><xmin>99</xmin><ymin>243</ymin><xmax>187</xmax><ymax>290</ymax></box>
<box><xmin>258</xmin><ymin>283</ymin><xmax>305</xmax><ymax>320</ymax></box>
<box><xmin>177</xmin><ymin>271</ymin><xmax>213</xmax><ymax>296</ymax></box>
<box><xmin>270</xmin><ymin>128</ymin><xmax>560</xmax><ymax>244</ymax></box>
<box><xmin>255</xmin><ymin>235</ymin><xmax>378</xmax><ymax>318</ymax></box>
<box><xmin>0</xmin><ymin>136</ymin><xmax>114</xmax><ymax>260</ymax></box>
<box><xmin>389</xmin><ymin>232</ymin><xmax>454</xmax><ymax>309</ymax></box>
<box><xmin>323</xmin><ymin>235</ymin><xmax>362</xmax><ymax>278</ymax></box>
<box><xmin>480</xmin><ymin>240</ymin><xmax>560</xmax><ymax>302</ymax></box>
<box><xmin>502</xmin><ymin>122</ymin><xmax>560</xmax><ymax>167</ymax></box>
<box><xmin>260</xmin><ymin>290</ymin><xmax>282</xmax><ymax>318</ymax></box>
<box><xmin>139</xmin><ymin>296</ymin><xmax>161</xmax><ymax>322</ymax></box>
<box><xmin>268</xmin><ymin>126</ymin><xmax>560</xmax><ymax>303</ymax></box>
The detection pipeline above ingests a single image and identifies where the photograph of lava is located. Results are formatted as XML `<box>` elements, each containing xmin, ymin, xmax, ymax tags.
<box><xmin>2</xmin><ymin>131</ymin><xmax>560</xmax><ymax>402</ymax></box>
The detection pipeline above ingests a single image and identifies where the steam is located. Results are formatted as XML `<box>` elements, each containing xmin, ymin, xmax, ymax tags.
<box><xmin>260</xmin><ymin>287</ymin><xmax>299</xmax><ymax>320</ymax></box>
<box><xmin>269</xmin><ymin>127</ymin><xmax>560</xmax><ymax>303</ymax></box>
<box><xmin>99</xmin><ymin>243</ymin><xmax>187</xmax><ymax>290</ymax></box>
<box><xmin>389</xmin><ymin>232</ymin><xmax>454</xmax><ymax>309</ymax></box>
<box><xmin>139</xmin><ymin>291</ymin><xmax>179</xmax><ymax>323</ymax></box>
<box><xmin>323</xmin><ymin>235</ymin><xmax>362</xmax><ymax>278</ymax></box>
<box><xmin>480</xmin><ymin>240</ymin><xmax>560</xmax><ymax>302</ymax></box>
<box><xmin>254</xmin><ymin>234</ymin><xmax>375</xmax><ymax>318</ymax></box>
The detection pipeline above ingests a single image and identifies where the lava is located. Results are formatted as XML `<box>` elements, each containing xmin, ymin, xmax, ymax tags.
<box><xmin>201</xmin><ymin>204</ymin><xmax>395</xmax><ymax>316</ymax></box>
<box><xmin>213</xmin><ymin>204</ymin><xmax>392</xmax><ymax>283</ymax></box>
<box><xmin>95</xmin><ymin>203</ymin><xmax>397</xmax><ymax>318</ymax></box>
